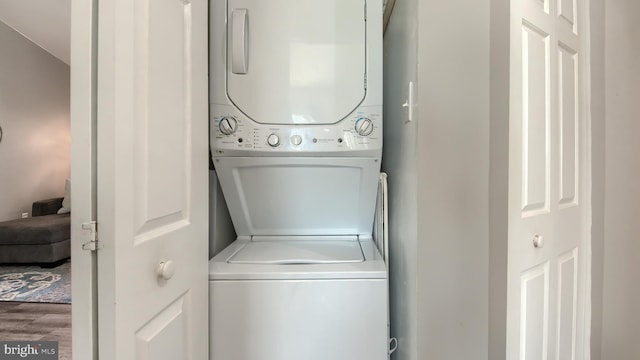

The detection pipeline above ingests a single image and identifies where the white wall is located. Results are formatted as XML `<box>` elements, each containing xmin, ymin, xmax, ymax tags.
<box><xmin>0</xmin><ymin>21</ymin><xmax>70</xmax><ymax>221</ymax></box>
<box><xmin>601</xmin><ymin>0</ymin><xmax>640</xmax><ymax>358</ymax></box>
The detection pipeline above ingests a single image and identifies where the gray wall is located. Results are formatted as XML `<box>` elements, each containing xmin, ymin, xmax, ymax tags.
<box><xmin>489</xmin><ymin>0</ymin><xmax>510</xmax><ymax>357</ymax></box>
<box><xmin>601</xmin><ymin>0</ymin><xmax>640</xmax><ymax>358</ymax></box>
<box><xmin>209</xmin><ymin>170</ymin><xmax>235</xmax><ymax>259</ymax></box>
<box><xmin>417</xmin><ymin>1</ymin><xmax>490</xmax><ymax>359</ymax></box>
<box><xmin>382</xmin><ymin>0</ymin><xmax>419</xmax><ymax>358</ymax></box>
<box><xmin>383</xmin><ymin>1</ymin><xmax>492</xmax><ymax>359</ymax></box>
<box><xmin>0</xmin><ymin>21</ymin><xmax>70</xmax><ymax>221</ymax></box>
<box><xmin>589</xmin><ymin>0</ymin><xmax>605</xmax><ymax>358</ymax></box>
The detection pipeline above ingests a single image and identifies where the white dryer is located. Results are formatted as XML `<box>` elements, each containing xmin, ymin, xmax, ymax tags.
<box><xmin>209</xmin><ymin>0</ymin><xmax>386</xmax><ymax>359</ymax></box>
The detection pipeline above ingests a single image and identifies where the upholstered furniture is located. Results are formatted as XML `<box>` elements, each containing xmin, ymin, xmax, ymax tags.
<box><xmin>0</xmin><ymin>197</ymin><xmax>70</xmax><ymax>264</ymax></box>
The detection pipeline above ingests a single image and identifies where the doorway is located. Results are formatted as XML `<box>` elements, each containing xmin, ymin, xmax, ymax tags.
<box><xmin>0</xmin><ymin>6</ymin><xmax>73</xmax><ymax>359</ymax></box>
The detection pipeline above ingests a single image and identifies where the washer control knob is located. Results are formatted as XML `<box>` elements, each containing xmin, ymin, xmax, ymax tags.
<box><xmin>219</xmin><ymin>117</ymin><xmax>238</xmax><ymax>135</ymax></box>
<box><xmin>291</xmin><ymin>135</ymin><xmax>302</xmax><ymax>146</ymax></box>
<box><xmin>354</xmin><ymin>117</ymin><xmax>374</xmax><ymax>136</ymax></box>
<box><xmin>267</xmin><ymin>133</ymin><xmax>280</xmax><ymax>147</ymax></box>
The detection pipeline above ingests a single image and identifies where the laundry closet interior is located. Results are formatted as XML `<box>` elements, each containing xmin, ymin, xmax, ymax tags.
<box><xmin>207</xmin><ymin>0</ymin><xmax>392</xmax><ymax>359</ymax></box>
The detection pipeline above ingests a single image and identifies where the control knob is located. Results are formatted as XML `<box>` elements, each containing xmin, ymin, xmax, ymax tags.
<box><xmin>219</xmin><ymin>117</ymin><xmax>238</xmax><ymax>135</ymax></box>
<box><xmin>354</xmin><ymin>117</ymin><xmax>374</xmax><ymax>136</ymax></box>
<box><xmin>267</xmin><ymin>133</ymin><xmax>280</xmax><ymax>147</ymax></box>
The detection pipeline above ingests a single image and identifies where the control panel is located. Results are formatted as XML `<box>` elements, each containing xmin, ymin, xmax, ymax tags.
<box><xmin>210</xmin><ymin>105</ymin><xmax>382</xmax><ymax>156</ymax></box>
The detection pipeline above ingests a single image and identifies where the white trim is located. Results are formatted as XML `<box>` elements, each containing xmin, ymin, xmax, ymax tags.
<box><xmin>580</xmin><ymin>0</ymin><xmax>593</xmax><ymax>357</ymax></box>
<box><xmin>70</xmin><ymin>0</ymin><xmax>99</xmax><ymax>358</ymax></box>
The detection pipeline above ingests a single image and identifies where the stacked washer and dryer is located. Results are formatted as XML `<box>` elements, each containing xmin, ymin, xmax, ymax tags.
<box><xmin>209</xmin><ymin>1</ymin><xmax>387</xmax><ymax>359</ymax></box>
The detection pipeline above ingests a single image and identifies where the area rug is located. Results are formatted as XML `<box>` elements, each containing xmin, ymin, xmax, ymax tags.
<box><xmin>0</xmin><ymin>260</ymin><xmax>71</xmax><ymax>304</ymax></box>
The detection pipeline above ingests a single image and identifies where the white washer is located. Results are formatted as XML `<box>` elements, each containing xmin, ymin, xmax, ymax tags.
<box><xmin>209</xmin><ymin>0</ymin><xmax>387</xmax><ymax>359</ymax></box>
<box><xmin>208</xmin><ymin>158</ymin><xmax>388</xmax><ymax>360</ymax></box>
<box><xmin>209</xmin><ymin>237</ymin><xmax>387</xmax><ymax>360</ymax></box>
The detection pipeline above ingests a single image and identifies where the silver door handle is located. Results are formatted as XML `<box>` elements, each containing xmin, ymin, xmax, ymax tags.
<box><xmin>231</xmin><ymin>9</ymin><xmax>248</xmax><ymax>74</ymax></box>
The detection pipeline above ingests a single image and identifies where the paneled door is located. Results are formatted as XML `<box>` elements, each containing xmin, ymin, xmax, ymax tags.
<box><xmin>95</xmin><ymin>0</ymin><xmax>209</xmax><ymax>358</ymax></box>
<box><xmin>507</xmin><ymin>0</ymin><xmax>590</xmax><ymax>359</ymax></box>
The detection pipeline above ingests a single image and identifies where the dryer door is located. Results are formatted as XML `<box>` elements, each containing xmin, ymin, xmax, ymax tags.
<box><xmin>226</xmin><ymin>0</ymin><xmax>367</xmax><ymax>125</ymax></box>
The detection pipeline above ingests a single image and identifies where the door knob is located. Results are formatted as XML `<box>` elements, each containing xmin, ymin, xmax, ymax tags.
<box><xmin>157</xmin><ymin>260</ymin><xmax>176</xmax><ymax>280</ymax></box>
<box><xmin>532</xmin><ymin>234</ymin><xmax>544</xmax><ymax>248</ymax></box>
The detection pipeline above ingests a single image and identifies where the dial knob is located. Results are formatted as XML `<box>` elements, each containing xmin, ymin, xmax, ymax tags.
<box><xmin>267</xmin><ymin>133</ymin><xmax>280</xmax><ymax>147</ymax></box>
<box><xmin>219</xmin><ymin>117</ymin><xmax>238</xmax><ymax>135</ymax></box>
<box><xmin>355</xmin><ymin>117</ymin><xmax>374</xmax><ymax>136</ymax></box>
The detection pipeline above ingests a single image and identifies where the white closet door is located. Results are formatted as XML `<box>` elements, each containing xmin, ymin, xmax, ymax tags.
<box><xmin>507</xmin><ymin>0</ymin><xmax>590</xmax><ymax>359</ymax></box>
<box><xmin>95</xmin><ymin>0</ymin><xmax>210</xmax><ymax>358</ymax></box>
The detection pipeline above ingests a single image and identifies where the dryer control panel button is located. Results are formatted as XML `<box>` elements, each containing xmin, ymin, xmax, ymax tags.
<box><xmin>290</xmin><ymin>135</ymin><xmax>302</xmax><ymax>145</ymax></box>
<box><xmin>267</xmin><ymin>133</ymin><xmax>280</xmax><ymax>147</ymax></box>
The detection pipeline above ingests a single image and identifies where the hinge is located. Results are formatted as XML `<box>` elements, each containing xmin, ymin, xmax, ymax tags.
<box><xmin>82</xmin><ymin>221</ymin><xmax>102</xmax><ymax>251</ymax></box>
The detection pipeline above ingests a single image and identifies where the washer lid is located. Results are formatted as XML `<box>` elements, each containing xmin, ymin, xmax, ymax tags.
<box><xmin>213</xmin><ymin>157</ymin><xmax>381</xmax><ymax>237</ymax></box>
<box><xmin>227</xmin><ymin>239</ymin><xmax>364</xmax><ymax>264</ymax></box>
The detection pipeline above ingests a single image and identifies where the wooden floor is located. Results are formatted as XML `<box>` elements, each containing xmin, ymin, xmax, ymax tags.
<box><xmin>0</xmin><ymin>302</ymin><xmax>71</xmax><ymax>360</ymax></box>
